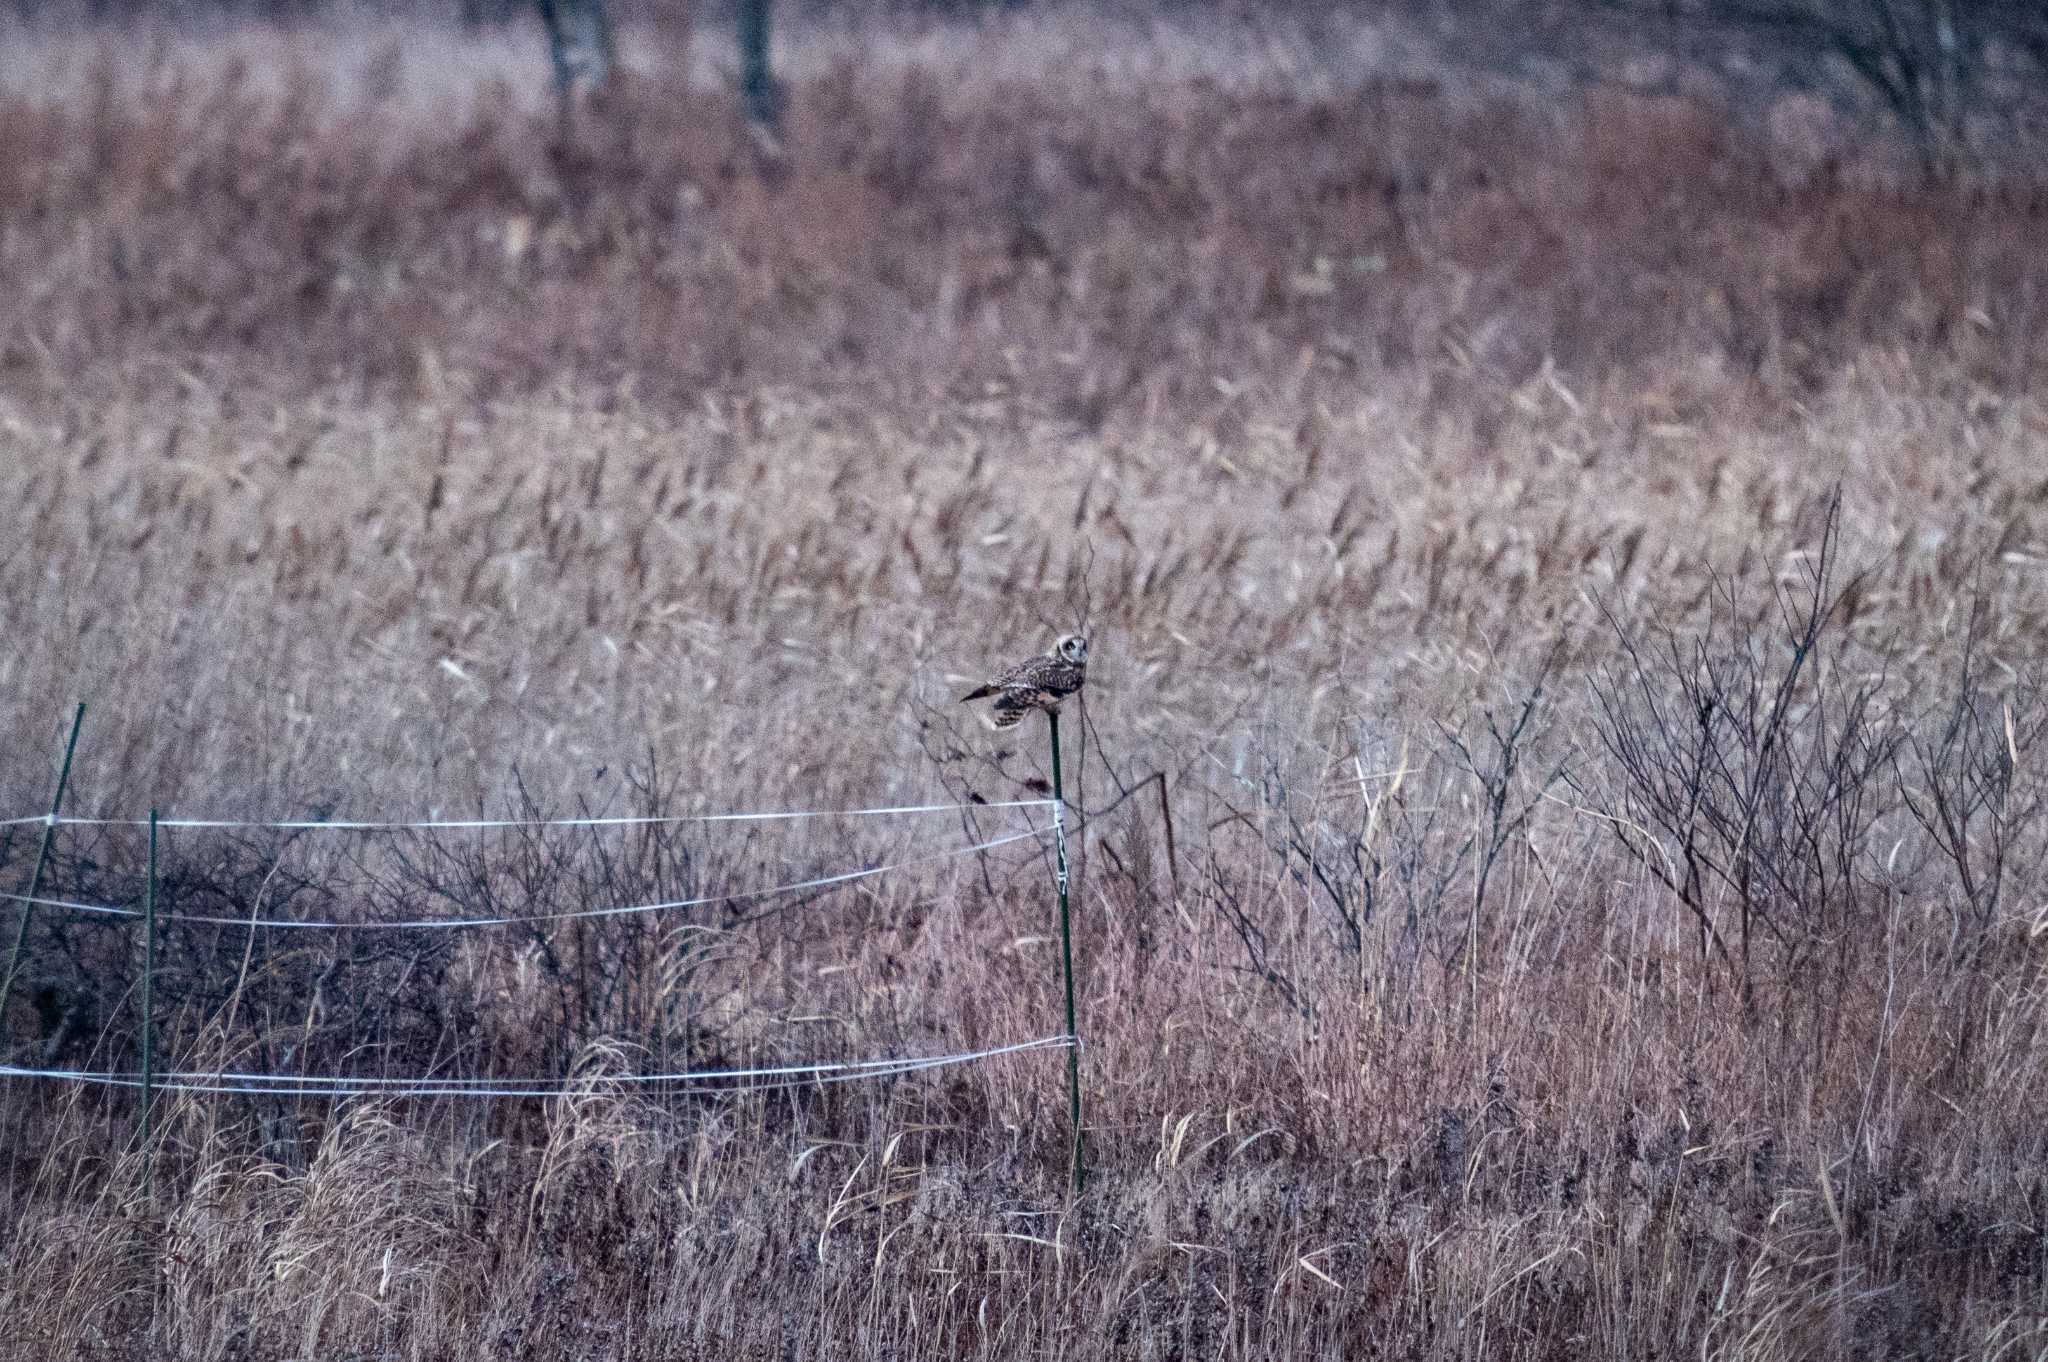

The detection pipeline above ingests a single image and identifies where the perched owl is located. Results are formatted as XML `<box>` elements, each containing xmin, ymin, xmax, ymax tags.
<box><xmin>960</xmin><ymin>634</ymin><xmax>1090</xmax><ymax>730</ymax></box>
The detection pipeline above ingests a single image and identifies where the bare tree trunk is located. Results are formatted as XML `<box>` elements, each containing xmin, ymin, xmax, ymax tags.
<box><xmin>739</xmin><ymin>0</ymin><xmax>783</xmax><ymax>133</ymax></box>
<box><xmin>536</xmin><ymin>0</ymin><xmax>617</xmax><ymax>108</ymax></box>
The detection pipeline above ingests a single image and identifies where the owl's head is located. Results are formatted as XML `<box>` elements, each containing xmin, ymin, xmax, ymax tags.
<box><xmin>1054</xmin><ymin>634</ymin><xmax>1089</xmax><ymax>665</ymax></box>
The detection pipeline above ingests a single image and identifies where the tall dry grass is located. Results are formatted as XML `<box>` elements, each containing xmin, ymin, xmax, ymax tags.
<box><xmin>1</xmin><ymin>8</ymin><xmax>2046</xmax><ymax>1359</ymax></box>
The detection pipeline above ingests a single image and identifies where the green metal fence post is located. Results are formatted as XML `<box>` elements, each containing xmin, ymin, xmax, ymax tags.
<box><xmin>139</xmin><ymin>809</ymin><xmax>158</xmax><ymax>1203</ymax></box>
<box><xmin>1048</xmin><ymin>711</ymin><xmax>1084</xmax><ymax>1196</ymax></box>
<box><xmin>0</xmin><ymin>703</ymin><xmax>87</xmax><ymax>1036</ymax></box>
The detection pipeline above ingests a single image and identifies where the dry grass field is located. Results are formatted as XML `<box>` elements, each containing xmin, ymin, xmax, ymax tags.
<box><xmin>2</xmin><ymin>7</ymin><xmax>2047</xmax><ymax>1358</ymax></box>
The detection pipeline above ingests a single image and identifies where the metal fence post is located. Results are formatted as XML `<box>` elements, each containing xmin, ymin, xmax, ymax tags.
<box><xmin>1047</xmin><ymin>711</ymin><xmax>1084</xmax><ymax>1195</ymax></box>
<box><xmin>139</xmin><ymin>809</ymin><xmax>158</xmax><ymax>1202</ymax></box>
<box><xmin>0</xmin><ymin>703</ymin><xmax>87</xmax><ymax>1035</ymax></box>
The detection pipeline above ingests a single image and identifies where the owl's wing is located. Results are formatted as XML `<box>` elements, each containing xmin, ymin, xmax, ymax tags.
<box><xmin>1028</xmin><ymin>659</ymin><xmax>1084</xmax><ymax>697</ymax></box>
<box><xmin>961</xmin><ymin>654</ymin><xmax>1036</xmax><ymax>703</ymax></box>
<box><xmin>990</xmin><ymin>690</ymin><xmax>1040</xmax><ymax>729</ymax></box>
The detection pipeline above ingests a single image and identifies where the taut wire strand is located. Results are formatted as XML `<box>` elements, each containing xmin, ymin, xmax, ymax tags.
<box><xmin>0</xmin><ymin>827</ymin><xmax>1047</xmax><ymax>930</ymax></box>
<box><xmin>0</xmin><ymin>1035</ymin><xmax>1075</xmax><ymax>1099</ymax></box>
<box><xmin>11</xmin><ymin>799</ymin><xmax>1053</xmax><ymax>833</ymax></box>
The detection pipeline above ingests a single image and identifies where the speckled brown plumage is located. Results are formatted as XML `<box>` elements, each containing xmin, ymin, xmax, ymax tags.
<box><xmin>960</xmin><ymin>634</ymin><xmax>1089</xmax><ymax>730</ymax></box>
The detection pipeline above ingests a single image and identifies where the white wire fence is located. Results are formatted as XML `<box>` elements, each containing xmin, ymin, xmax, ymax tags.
<box><xmin>3</xmin><ymin>797</ymin><xmax>1053</xmax><ymax>833</ymax></box>
<box><xmin>0</xmin><ymin>793</ymin><xmax>1070</xmax><ymax>1104</ymax></box>
<box><xmin>0</xmin><ymin>1036</ymin><xmax>1076</xmax><ymax>1100</ymax></box>
<box><xmin>0</xmin><ymin>826</ymin><xmax>1046</xmax><ymax>929</ymax></box>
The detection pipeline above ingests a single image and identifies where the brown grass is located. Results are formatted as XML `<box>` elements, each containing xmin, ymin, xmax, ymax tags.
<box><xmin>1</xmin><ymin>9</ymin><xmax>2046</xmax><ymax>1360</ymax></box>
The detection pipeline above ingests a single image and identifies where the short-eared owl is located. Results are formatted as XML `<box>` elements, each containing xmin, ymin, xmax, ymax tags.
<box><xmin>960</xmin><ymin>634</ymin><xmax>1089</xmax><ymax>730</ymax></box>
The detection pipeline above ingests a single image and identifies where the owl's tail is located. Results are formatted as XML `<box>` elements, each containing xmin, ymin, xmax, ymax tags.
<box><xmin>958</xmin><ymin>684</ymin><xmax>997</xmax><ymax>703</ymax></box>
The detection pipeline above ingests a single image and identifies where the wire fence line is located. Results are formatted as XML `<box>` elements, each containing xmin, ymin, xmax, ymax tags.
<box><xmin>0</xmin><ymin>797</ymin><xmax>1053</xmax><ymax>834</ymax></box>
<box><xmin>0</xmin><ymin>1035</ymin><xmax>1077</xmax><ymax>1100</ymax></box>
<box><xmin>2</xmin><ymin>788</ymin><xmax>1076</xmax><ymax>1113</ymax></box>
<box><xmin>0</xmin><ymin>825</ymin><xmax>1047</xmax><ymax>930</ymax></box>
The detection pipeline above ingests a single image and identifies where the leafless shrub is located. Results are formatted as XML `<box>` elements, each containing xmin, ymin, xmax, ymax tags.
<box><xmin>1585</xmin><ymin>493</ymin><xmax>1903</xmax><ymax>1011</ymax></box>
<box><xmin>1896</xmin><ymin>601</ymin><xmax>2048</xmax><ymax>947</ymax></box>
